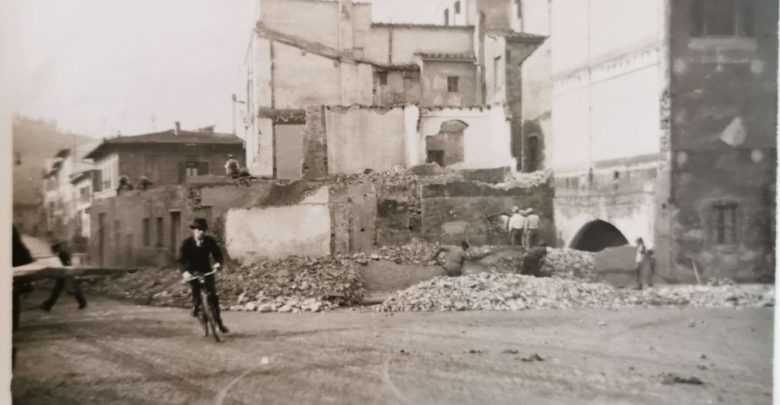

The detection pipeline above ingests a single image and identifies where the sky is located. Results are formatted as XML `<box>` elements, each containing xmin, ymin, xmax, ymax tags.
<box><xmin>7</xmin><ymin>0</ymin><xmax>438</xmax><ymax>138</ymax></box>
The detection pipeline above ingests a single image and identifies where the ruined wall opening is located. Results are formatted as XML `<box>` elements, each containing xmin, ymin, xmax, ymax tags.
<box><xmin>569</xmin><ymin>220</ymin><xmax>629</xmax><ymax>252</ymax></box>
<box><xmin>425</xmin><ymin>120</ymin><xmax>467</xmax><ymax>167</ymax></box>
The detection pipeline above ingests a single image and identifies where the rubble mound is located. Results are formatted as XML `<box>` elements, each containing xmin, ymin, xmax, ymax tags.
<box><xmin>542</xmin><ymin>248</ymin><xmax>597</xmax><ymax>280</ymax></box>
<box><xmin>87</xmin><ymin>256</ymin><xmax>365</xmax><ymax>313</ymax></box>
<box><xmin>379</xmin><ymin>272</ymin><xmax>775</xmax><ymax>312</ymax></box>
<box><xmin>330</xmin><ymin>166</ymin><xmax>462</xmax><ymax>189</ymax></box>
<box><xmin>379</xmin><ymin>273</ymin><xmax>621</xmax><ymax>312</ymax></box>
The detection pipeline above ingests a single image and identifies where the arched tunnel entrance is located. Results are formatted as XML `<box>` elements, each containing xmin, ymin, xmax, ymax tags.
<box><xmin>569</xmin><ymin>220</ymin><xmax>630</xmax><ymax>252</ymax></box>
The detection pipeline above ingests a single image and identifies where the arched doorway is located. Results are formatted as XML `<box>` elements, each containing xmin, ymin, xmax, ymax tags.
<box><xmin>569</xmin><ymin>220</ymin><xmax>629</xmax><ymax>252</ymax></box>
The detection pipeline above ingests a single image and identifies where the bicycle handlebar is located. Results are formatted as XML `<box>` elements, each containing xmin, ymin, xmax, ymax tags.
<box><xmin>183</xmin><ymin>270</ymin><xmax>217</xmax><ymax>283</ymax></box>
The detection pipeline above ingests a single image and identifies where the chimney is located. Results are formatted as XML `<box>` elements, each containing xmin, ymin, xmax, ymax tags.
<box><xmin>175</xmin><ymin>121</ymin><xmax>180</xmax><ymax>135</ymax></box>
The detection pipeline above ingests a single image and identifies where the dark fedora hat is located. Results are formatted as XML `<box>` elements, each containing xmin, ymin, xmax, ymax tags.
<box><xmin>189</xmin><ymin>218</ymin><xmax>208</xmax><ymax>231</ymax></box>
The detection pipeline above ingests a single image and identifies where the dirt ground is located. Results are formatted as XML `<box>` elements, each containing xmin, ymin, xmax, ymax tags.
<box><xmin>12</xmin><ymin>292</ymin><xmax>773</xmax><ymax>405</ymax></box>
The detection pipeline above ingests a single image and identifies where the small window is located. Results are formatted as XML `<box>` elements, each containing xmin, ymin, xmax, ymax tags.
<box><xmin>14</xmin><ymin>152</ymin><xmax>21</xmax><ymax>166</ymax></box>
<box><xmin>447</xmin><ymin>76</ymin><xmax>459</xmax><ymax>92</ymax></box>
<box><xmin>444</xmin><ymin>9</ymin><xmax>449</xmax><ymax>25</ymax></box>
<box><xmin>142</xmin><ymin>218</ymin><xmax>151</xmax><ymax>247</ymax></box>
<box><xmin>516</xmin><ymin>0</ymin><xmax>522</xmax><ymax>19</ymax></box>
<box><xmin>691</xmin><ymin>0</ymin><xmax>753</xmax><ymax>37</ymax></box>
<box><xmin>712</xmin><ymin>202</ymin><xmax>738</xmax><ymax>244</ymax></box>
<box><xmin>378</xmin><ymin>72</ymin><xmax>388</xmax><ymax>85</ymax></box>
<box><xmin>156</xmin><ymin>217</ymin><xmax>164</xmax><ymax>247</ymax></box>
<box><xmin>454</xmin><ymin>1</ymin><xmax>460</xmax><ymax>14</ymax></box>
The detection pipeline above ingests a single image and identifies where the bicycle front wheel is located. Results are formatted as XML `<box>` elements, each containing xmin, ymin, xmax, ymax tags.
<box><xmin>202</xmin><ymin>293</ymin><xmax>222</xmax><ymax>343</ymax></box>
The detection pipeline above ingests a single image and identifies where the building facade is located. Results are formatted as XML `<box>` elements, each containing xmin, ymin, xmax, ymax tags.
<box><xmin>84</xmin><ymin>125</ymin><xmax>246</xmax><ymax>200</ymax></box>
<box><xmin>550</xmin><ymin>0</ymin><xmax>777</xmax><ymax>280</ymax></box>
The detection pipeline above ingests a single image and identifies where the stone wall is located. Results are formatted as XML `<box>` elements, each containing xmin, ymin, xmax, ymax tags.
<box><xmin>666</xmin><ymin>0</ymin><xmax>778</xmax><ymax>281</ymax></box>
<box><xmin>420</xmin><ymin>180</ymin><xmax>554</xmax><ymax>246</ymax></box>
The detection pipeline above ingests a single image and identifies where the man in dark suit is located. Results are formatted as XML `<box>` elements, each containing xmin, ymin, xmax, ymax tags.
<box><xmin>40</xmin><ymin>241</ymin><xmax>87</xmax><ymax>311</ymax></box>
<box><xmin>178</xmin><ymin>218</ymin><xmax>229</xmax><ymax>333</ymax></box>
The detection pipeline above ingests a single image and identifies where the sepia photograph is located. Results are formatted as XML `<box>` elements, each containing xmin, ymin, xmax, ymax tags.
<box><xmin>4</xmin><ymin>0</ymin><xmax>777</xmax><ymax>403</ymax></box>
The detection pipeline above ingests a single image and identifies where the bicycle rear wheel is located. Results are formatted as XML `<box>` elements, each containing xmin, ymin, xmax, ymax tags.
<box><xmin>202</xmin><ymin>293</ymin><xmax>222</xmax><ymax>342</ymax></box>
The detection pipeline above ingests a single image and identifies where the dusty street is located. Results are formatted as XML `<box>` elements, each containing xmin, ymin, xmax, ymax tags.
<box><xmin>12</xmin><ymin>293</ymin><xmax>773</xmax><ymax>405</ymax></box>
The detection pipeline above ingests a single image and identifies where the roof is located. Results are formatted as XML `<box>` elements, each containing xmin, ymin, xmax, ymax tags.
<box><xmin>371</xmin><ymin>23</ymin><xmax>474</xmax><ymax>30</ymax></box>
<box><xmin>416</xmin><ymin>52</ymin><xmax>476</xmax><ymax>62</ymax></box>
<box><xmin>486</xmin><ymin>30</ymin><xmax>547</xmax><ymax>42</ymax></box>
<box><xmin>84</xmin><ymin>129</ymin><xmax>242</xmax><ymax>160</ymax></box>
<box><xmin>374</xmin><ymin>63</ymin><xmax>420</xmax><ymax>71</ymax></box>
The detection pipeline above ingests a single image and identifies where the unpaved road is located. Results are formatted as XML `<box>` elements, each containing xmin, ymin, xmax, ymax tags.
<box><xmin>13</xmin><ymin>293</ymin><xmax>773</xmax><ymax>405</ymax></box>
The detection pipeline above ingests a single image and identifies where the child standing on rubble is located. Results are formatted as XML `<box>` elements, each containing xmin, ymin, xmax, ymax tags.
<box><xmin>431</xmin><ymin>241</ymin><xmax>491</xmax><ymax>277</ymax></box>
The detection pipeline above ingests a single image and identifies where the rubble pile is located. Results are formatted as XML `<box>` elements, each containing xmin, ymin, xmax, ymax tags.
<box><xmin>329</xmin><ymin>166</ymin><xmax>461</xmax><ymax>189</ymax></box>
<box><xmin>541</xmin><ymin>248</ymin><xmax>598</xmax><ymax>280</ymax></box>
<box><xmin>88</xmin><ymin>256</ymin><xmax>365</xmax><ymax>312</ymax></box>
<box><xmin>379</xmin><ymin>272</ymin><xmax>774</xmax><ymax>312</ymax></box>
<box><xmin>494</xmin><ymin>169</ymin><xmax>551</xmax><ymax>189</ymax></box>
<box><xmin>222</xmin><ymin>256</ymin><xmax>365</xmax><ymax>309</ymax></box>
<box><xmin>379</xmin><ymin>273</ymin><xmax>622</xmax><ymax>312</ymax></box>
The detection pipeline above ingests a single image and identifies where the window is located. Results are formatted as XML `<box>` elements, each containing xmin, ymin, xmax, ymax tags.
<box><xmin>143</xmin><ymin>218</ymin><xmax>151</xmax><ymax>247</ymax></box>
<box><xmin>712</xmin><ymin>202</ymin><xmax>738</xmax><ymax>244</ymax></box>
<box><xmin>516</xmin><ymin>0</ymin><xmax>522</xmax><ymax>19</ymax></box>
<box><xmin>378</xmin><ymin>71</ymin><xmax>388</xmax><ymax>85</ymax></box>
<box><xmin>156</xmin><ymin>217</ymin><xmax>164</xmax><ymax>247</ymax></box>
<box><xmin>184</xmin><ymin>161</ymin><xmax>209</xmax><ymax>177</ymax></box>
<box><xmin>691</xmin><ymin>0</ymin><xmax>753</xmax><ymax>37</ymax></box>
<box><xmin>403</xmin><ymin>76</ymin><xmax>412</xmax><ymax>90</ymax></box>
<box><xmin>93</xmin><ymin>170</ymin><xmax>103</xmax><ymax>192</ymax></box>
<box><xmin>102</xmin><ymin>168</ymin><xmax>111</xmax><ymax>191</ymax></box>
<box><xmin>14</xmin><ymin>152</ymin><xmax>21</xmax><ymax>166</ymax></box>
<box><xmin>447</xmin><ymin>76</ymin><xmax>459</xmax><ymax>92</ymax></box>
<box><xmin>444</xmin><ymin>9</ymin><xmax>449</xmax><ymax>25</ymax></box>
<box><xmin>454</xmin><ymin>1</ymin><xmax>460</xmax><ymax>14</ymax></box>
<box><xmin>80</xmin><ymin>186</ymin><xmax>90</xmax><ymax>202</ymax></box>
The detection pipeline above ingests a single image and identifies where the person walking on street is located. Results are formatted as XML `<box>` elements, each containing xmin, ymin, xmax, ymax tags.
<box><xmin>634</xmin><ymin>238</ymin><xmax>655</xmax><ymax>289</ymax></box>
<box><xmin>507</xmin><ymin>207</ymin><xmax>526</xmax><ymax>247</ymax></box>
<box><xmin>523</xmin><ymin>208</ymin><xmax>540</xmax><ymax>248</ymax></box>
<box><xmin>178</xmin><ymin>218</ymin><xmax>229</xmax><ymax>333</ymax></box>
<box><xmin>40</xmin><ymin>241</ymin><xmax>87</xmax><ymax>311</ymax></box>
<box><xmin>224</xmin><ymin>154</ymin><xmax>240</xmax><ymax>178</ymax></box>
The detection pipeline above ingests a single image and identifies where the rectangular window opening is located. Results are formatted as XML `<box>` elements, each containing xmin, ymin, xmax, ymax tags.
<box><xmin>447</xmin><ymin>76</ymin><xmax>459</xmax><ymax>92</ymax></box>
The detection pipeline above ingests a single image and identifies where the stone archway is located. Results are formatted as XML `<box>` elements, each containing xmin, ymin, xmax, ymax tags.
<box><xmin>569</xmin><ymin>220</ymin><xmax>629</xmax><ymax>252</ymax></box>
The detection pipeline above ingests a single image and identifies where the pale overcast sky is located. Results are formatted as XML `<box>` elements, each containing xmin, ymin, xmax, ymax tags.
<box><xmin>7</xmin><ymin>0</ymin><xmax>438</xmax><ymax>138</ymax></box>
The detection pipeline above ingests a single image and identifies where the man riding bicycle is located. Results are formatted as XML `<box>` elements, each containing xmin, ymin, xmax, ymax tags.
<box><xmin>178</xmin><ymin>218</ymin><xmax>229</xmax><ymax>333</ymax></box>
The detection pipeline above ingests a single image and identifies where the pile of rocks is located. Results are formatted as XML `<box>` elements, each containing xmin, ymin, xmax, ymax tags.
<box><xmin>348</xmin><ymin>240</ymin><xmax>443</xmax><ymax>265</ymax></box>
<box><xmin>494</xmin><ymin>170</ymin><xmax>551</xmax><ymax>189</ymax></box>
<box><xmin>329</xmin><ymin>166</ymin><xmax>462</xmax><ymax>189</ymax></box>
<box><xmin>379</xmin><ymin>273</ymin><xmax>622</xmax><ymax>312</ymax></box>
<box><xmin>87</xmin><ymin>255</ymin><xmax>366</xmax><ymax>313</ymax></box>
<box><xmin>379</xmin><ymin>272</ymin><xmax>775</xmax><ymax>312</ymax></box>
<box><xmin>541</xmin><ymin>248</ymin><xmax>597</xmax><ymax>280</ymax></box>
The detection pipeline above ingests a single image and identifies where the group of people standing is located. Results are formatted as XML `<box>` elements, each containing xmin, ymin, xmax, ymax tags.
<box><xmin>506</xmin><ymin>207</ymin><xmax>541</xmax><ymax>248</ymax></box>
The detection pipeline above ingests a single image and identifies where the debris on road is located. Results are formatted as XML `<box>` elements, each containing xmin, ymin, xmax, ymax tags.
<box><xmin>541</xmin><ymin>248</ymin><xmax>597</xmax><ymax>280</ymax></box>
<box><xmin>378</xmin><ymin>272</ymin><xmax>774</xmax><ymax>312</ymax></box>
<box><xmin>660</xmin><ymin>373</ymin><xmax>704</xmax><ymax>385</ymax></box>
<box><xmin>521</xmin><ymin>354</ymin><xmax>545</xmax><ymax>362</ymax></box>
<box><xmin>502</xmin><ymin>349</ymin><xmax>519</xmax><ymax>355</ymax></box>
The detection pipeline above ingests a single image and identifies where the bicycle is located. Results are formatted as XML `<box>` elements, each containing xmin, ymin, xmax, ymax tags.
<box><xmin>184</xmin><ymin>270</ymin><xmax>222</xmax><ymax>342</ymax></box>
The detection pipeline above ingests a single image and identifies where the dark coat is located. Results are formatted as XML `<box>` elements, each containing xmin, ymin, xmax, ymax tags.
<box><xmin>12</xmin><ymin>227</ymin><xmax>33</xmax><ymax>268</ymax></box>
<box><xmin>177</xmin><ymin>235</ymin><xmax>224</xmax><ymax>274</ymax></box>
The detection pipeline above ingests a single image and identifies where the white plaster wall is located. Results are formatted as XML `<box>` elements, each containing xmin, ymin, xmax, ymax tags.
<box><xmin>273</xmin><ymin>42</ymin><xmax>343</xmax><ymax>108</ymax></box>
<box><xmin>520</xmin><ymin>0</ymin><xmax>550</xmax><ymax>35</ymax></box>
<box><xmin>248</xmin><ymin>118</ymin><xmax>274</xmax><ymax>177</ymax></box>
<box><xmin>325</xmin><ymin>107</ymin><xmax>406</xmax><ymax>174</ymax></box>
<box><xmin>259</xmin><ymin>0</ymin><xmax>339</xmax><ymax>48</ymax></box>
<box><xmin>550</xmin><ymin>0</ymin><xmax>588</xmax><ymax>76</ymax></box>
<box><xmin>225</xmin><ymin>187</ymin><xmax>331</xmax><ymax>260</ymax></box>
<box><xmin>418</xmin><ymin>107</ymin><xmax>513</xmax><ymax>169</ymax></box>
<box><xmin>590</xmin><ymin>63</ymin><xmax>661</xmax><ymax>161</ymax></box>
<box><xmin>551</xmin><ymin>82</ymin><xmax>590</xmax><ymax>171</ymax></box>
<box><xmin>484</xmin><ymin>34</ymin><xmax>506</xmax><ymax>105</ymax></box>
<box><xmin>403</xmin><ymin>105</ymin><xmax>421</xmax><ymax>166</ymax></box>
